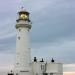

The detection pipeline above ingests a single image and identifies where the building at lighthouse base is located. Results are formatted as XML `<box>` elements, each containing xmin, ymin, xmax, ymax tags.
<box><xmin>8</xmin><ymin>58</ymin><xmax>63</xmax><ymax>75</ymax></box>
<box><xmin>32</xmin><ymin>58</ymin><xmax>63</xmax><ymax>75</ymax></box>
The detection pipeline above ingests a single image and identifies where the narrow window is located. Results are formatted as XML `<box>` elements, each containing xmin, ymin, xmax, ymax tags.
<box><xmin>43</xmin><ymin>65</ymin><xmax>44</xmax><ymax>70</ymax></box>
<box><xmin>41</xmin><ymin>65</ymin><xmax>42</xmax><ymax>70</ymax></box>
<box><xmin>18</xmin><ymin>37</ymin><xmax>20</xmax><ymax>40</ymax></box>
<box><xmin>41</xmin><ymin>65</ymin><xmax>44</xmax><ymax>70</ymax></box>
<box><xmin>19</xmin><ymin>29</ymin><xmax>21</xmax><ymax>32</ymax></box>
<box><xmin>16</xmin><ymin>63</ymin><xmax>19</xmax><ymax>65</ymax></box>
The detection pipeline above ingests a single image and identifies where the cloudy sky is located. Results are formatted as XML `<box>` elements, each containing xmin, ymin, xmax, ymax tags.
<box><xmin>0</xmin><ymin>0</ymin><xmax>75</xmax><ymax>74</ymax></box>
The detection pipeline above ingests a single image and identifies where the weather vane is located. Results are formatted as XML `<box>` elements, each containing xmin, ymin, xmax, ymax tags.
<box><xmin>21</xmin><ymin>6</ymin><xmax>24</xmax><ymax>9</ymax></box>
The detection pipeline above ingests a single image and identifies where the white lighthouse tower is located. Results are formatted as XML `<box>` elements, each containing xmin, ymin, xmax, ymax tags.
<box><xmin>15</xmin><ymin>8</ymin><xmax>32</xmax><ymax>75</ymax></box>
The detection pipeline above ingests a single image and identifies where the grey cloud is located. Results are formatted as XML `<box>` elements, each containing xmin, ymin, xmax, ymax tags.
<box><xmin>31</xmin><ymin>0</ymin><xmax>75</xmax><ymax>44</ymax></box>
<box><xmin>0</xmin><ymin>0</ymin><xmax>75</xmax><ymax>64</ymax></box>
<box><xmin>0</xmin><ymin>36</ymin><xmax>16</xmax><ymax>53</ymax></box>
<box><xmin>32</xmin><ymin>40</ymin><xmax>75</xmax><ymax>63</ymax></box>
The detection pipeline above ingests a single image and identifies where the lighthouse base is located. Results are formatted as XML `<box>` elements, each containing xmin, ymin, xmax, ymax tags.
<box><xmin>14</xmin><ymin>71</ymin><xmax>32</xmax><ymax>75</ymax></box>
<box><xmin>20</xmin><ymin>71</ymin><xmax>31</xmax><ymax>75</ymax></box>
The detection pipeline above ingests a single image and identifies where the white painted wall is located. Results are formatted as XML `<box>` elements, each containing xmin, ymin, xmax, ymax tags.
<box><xmin>32</xmin><ymin>62</ymin><xmax>63</xmax><ymax>75</ymax></box>
<box><xmin>46</xmin><ymin>62</ymin><xmax>63</xmax><ymax>75</ymax></box>
<box><xmin>15</xmin><ymin>27</ymin><xmax>31</xmax><ymax>69</ymax></box>
<box><xmin>14</xmin><ymin>19</ymin><xmax>32</xmax><ymax>75</ymax></box>
<box><xmin>32</xmin><ymin>62</ymin><xmax>45</xmax><ymax>75</ymax></box>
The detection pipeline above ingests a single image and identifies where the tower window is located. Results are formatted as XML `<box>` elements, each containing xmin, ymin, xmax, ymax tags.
<box><xmin>19</xmin><ymin>29</ymin><xmax>21</xmax><ymax>32</ymax></box>
<box><xmin>18</xmin><ymin>37</ymin><xmax>20</xmax><ymax>40</ymax></box>
<box><xmin>16</xmin><ymin>63</ymin><xmax>19</xmax><ymax>65</ymax></box>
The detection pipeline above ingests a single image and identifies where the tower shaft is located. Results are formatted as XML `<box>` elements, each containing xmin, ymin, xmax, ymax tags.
<box><xmin>16</xmin><ymin>27</ymin><xmax>31</xmax><ymax>70</ymax></box>
<box><xmin>15</xmin><ymin>8</ymin><xmax>32</xmax><ymax>75</ymax></box>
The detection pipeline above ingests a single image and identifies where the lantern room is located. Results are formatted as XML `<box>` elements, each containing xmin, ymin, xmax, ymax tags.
<box><xmin>16</xmin><ymin>7</ymin><xmax>30</xmax><ymax>22</ymax></box>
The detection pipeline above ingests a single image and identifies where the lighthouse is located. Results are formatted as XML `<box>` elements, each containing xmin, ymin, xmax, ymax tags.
<box><xmin>13</xmin><ymin>8</ymin><xmax>63</xmax><ymax>75</ymax></box>
<box><xmin>14</xmin><ymin>8</ymin><xmax>32</xmax><ymax>75</ymax></box>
